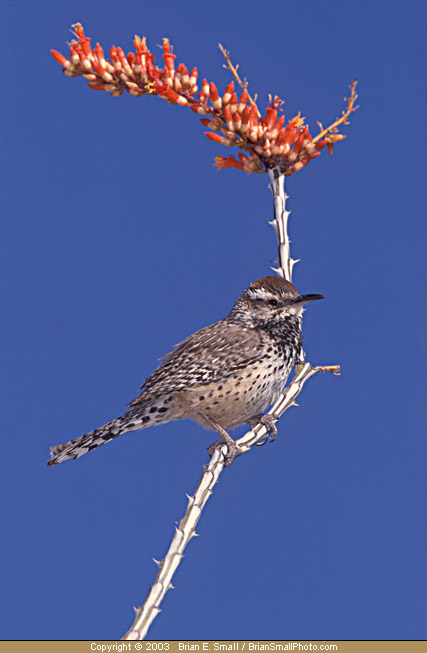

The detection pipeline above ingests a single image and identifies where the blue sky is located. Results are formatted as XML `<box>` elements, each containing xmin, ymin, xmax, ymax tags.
<box><xmin>1</xmin><ymin>0</ymin><xmax>426</xmax><ymax>642</ymax></box>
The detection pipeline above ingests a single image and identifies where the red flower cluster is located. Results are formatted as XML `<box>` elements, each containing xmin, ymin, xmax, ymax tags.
<box><xmin>198</xmin><ymin>93</ymin><xmax>328</xmax><ymax>175</ymax></box>
<box><xmin>51</xmin><ymin>24</ymin><xmax>198</xmax><ymax>104</ymax></box>
<box><xmin>52</xmin><ymin>24</ymin><xmax>353</xmax><ymax>176</ymax></box>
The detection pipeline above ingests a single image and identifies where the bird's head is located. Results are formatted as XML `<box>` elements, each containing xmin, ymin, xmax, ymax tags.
<box><xmin>228</xmin><ymin>276</ymin><xmax>323</xmax><ymax>329</ymax></box>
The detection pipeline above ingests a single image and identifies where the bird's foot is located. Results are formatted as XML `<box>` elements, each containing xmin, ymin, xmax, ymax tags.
<box><xmin>207</xmin><ymin>436</ymin><xmax>243</xmax><ymax>466</ymax></box>
<box><xmin>248</xmin><ymin>413</ymin><xmax>279</xmax><ymax>446</ymax></box>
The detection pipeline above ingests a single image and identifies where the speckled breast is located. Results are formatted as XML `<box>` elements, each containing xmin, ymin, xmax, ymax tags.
<box><xmin>176</xmin><ymin>352</ymin><xmax>293</xmax><ymax>430</ymax></box>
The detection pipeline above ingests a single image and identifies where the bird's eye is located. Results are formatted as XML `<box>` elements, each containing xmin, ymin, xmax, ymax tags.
<box><xmin>269</xmin><ymin>299</ymin><xmax>278</xmax><ymax>307</ymax></box>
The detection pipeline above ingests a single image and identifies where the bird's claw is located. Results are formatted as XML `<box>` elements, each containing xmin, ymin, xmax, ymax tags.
<box><xmin>249</xmin><ymin>413</ymin><xmax>279</xmax><ymax>446</ymax></box>
<box><xmin>208</xmin><ymin>438</ymin><xmax>243</xmax><ymax>466</ymax></box>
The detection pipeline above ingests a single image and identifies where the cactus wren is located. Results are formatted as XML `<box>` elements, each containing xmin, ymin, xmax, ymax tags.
<box><xmin>48</xmin><ymin>276</ymin><xmax>323</xmax><ymax>467</ymax></box>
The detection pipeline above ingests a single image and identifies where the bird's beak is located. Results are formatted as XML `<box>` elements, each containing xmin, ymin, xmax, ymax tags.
<box><xmin>291</xmin><ymin>293</ymin><xmax>324</xmax><ymax>306</ymax></box>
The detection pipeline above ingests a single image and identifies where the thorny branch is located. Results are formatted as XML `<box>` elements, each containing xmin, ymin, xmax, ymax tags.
<box><xmin>268</xmin><ymin>169</ymin><xmax>295</xmax><ymax>281</ymax></box>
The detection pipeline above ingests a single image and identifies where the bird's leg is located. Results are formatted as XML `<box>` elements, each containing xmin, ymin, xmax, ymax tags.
<box><xmin>248</xmin><ymin>413</ymin><xmax>279</xmax><ymax>446</ymax></box>
<box><xmin>199</xmin><ymin>413</ymin><xmax>243</xmax><ymax>466</ymax></box>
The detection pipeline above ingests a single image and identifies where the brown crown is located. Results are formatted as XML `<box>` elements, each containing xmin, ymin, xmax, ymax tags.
<box><xmin>249</xmin><ymin>276</ymin><xmax>299</xmax><ymax>297</ymax></box>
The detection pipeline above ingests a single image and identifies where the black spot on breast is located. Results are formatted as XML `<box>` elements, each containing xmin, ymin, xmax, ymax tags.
<box><xmin>157</xmin><ymin>407</ymin><xmax>168</xmax><ymax>414</ymax></box>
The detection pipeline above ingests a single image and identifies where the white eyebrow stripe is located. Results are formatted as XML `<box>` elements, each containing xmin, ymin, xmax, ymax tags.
<box><xmin>246</xmin><ymin>288</ymin><xmax>276</xmax><ymax>301</ymax></box>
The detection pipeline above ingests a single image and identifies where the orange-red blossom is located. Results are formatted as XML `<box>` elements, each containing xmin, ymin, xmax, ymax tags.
<box><xmin>51</xmin><ymin>24</ymin><xmax>349</xmax><ymax>176</ymax></box>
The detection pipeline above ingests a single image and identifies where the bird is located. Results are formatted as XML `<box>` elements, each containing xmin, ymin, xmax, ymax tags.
<box><xmin>47</xmin><ymin>276</ymin><xmax>323</xmax><ymax>467</ymax></box>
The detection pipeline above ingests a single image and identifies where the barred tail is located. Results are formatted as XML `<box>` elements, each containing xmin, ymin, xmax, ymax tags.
<box><xmin>47</xmin><ymin>408</ymin><xmax>150</xmax><ymax>466</ymax></box>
